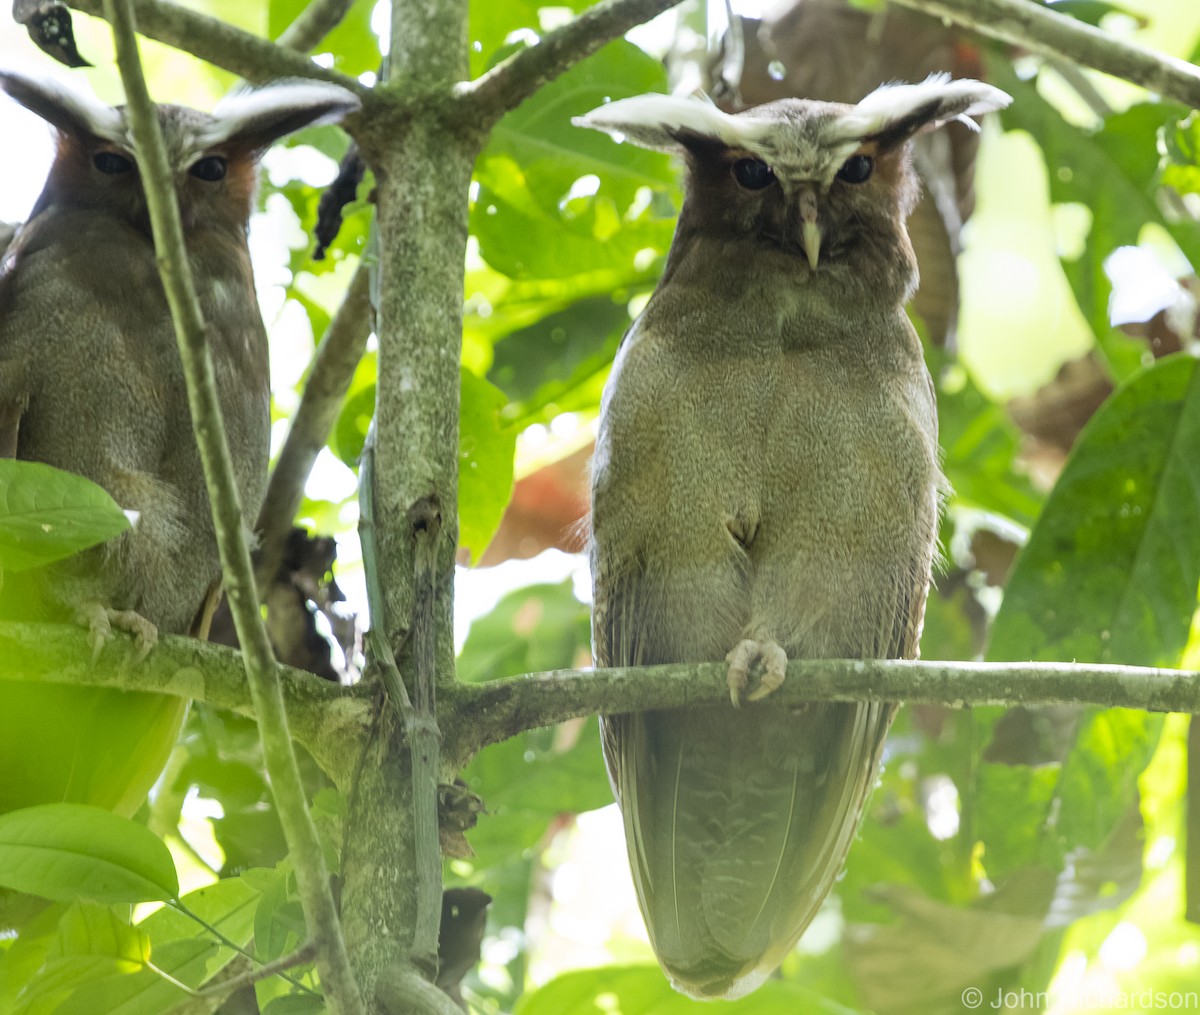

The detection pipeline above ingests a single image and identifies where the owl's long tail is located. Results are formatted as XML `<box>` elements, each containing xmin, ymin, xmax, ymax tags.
<box><xmin>601</xmin><ymin>698</ymin><xmax>894</xmax><ymax>1000</ymax></box>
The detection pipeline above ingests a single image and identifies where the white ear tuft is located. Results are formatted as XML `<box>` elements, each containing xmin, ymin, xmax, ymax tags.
<box><xmin>0</xmin><ymin>69</ymin><xmax>125</xmax><ymax>144</ymax></box>
<box><xmin>203</xmin><ymin>80</ymin><xmax>361</xmax><ymax>149</ymax></box>
<box><xmin>834</xmin><ymin>73</ymin><xmax>1012</xmax><ymax>142</ymax></box>
<box><xmin>573</xmin><ymin>93</ymin><xmax>771</xmax><ymax>152</ymax></box>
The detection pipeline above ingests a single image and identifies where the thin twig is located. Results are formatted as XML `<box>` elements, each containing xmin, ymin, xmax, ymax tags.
<box><xmin>100</xmin><ymin>6</ymin><xmax>363</xmax><ymax>1012</ymax></box>
<box><xmin>462</xmin><ymin>0</ymin><xmax>686</xmax><ymax>127</ymax></box>
<box><xmin>887</xmin><ymin>0</ymin><xmax>1200</xmax><ymax>108</ymax></box>
<box><xmin>407</xmin><ymin>492</ymin><xmax>444</xmax><ymax>962</ymax></box>
<box><xmin>170</xmin><ymin>900</ymin><xmax>315</xmax><ymax>995</ymax></box>
<box><xmin>256</xmin><ymin>261</ymin><xmax>372</xmax><ymax>583</ymax></box>
<box><xmin>357</xmin><ymin>433</ymin><xmax>444</xmax><ymax>961</ymax></box>
<box><xmin>358</xmin><ymin>427</ymin><xmax>413</xmax><ymax>712</ymax></box>
<box><xmin>197</xmin><ymin>942</ymin><xmax>320</xmax><ymax>998</ymax></box>
<box><xmin>277</xmin><ymin>0</ymin><xmax>356</xmax><ymax>53</ymax></box>
<box><xmin>70</xmin><ymin>0</ymin><xmax>361</xmax><ymax>87</ymax></box>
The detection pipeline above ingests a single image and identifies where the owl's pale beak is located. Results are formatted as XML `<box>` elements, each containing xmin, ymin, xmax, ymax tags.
<box><xmin>799</xmin><ymin>188</ymin><xmax>821</xmax><ymax>269</ymax></box>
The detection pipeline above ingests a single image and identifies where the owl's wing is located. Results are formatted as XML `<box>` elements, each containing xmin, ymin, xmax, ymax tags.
<box><xmin>0</xmin><ymin>229</ymin><xmax>32</xmax><ymax>459</ymax></box>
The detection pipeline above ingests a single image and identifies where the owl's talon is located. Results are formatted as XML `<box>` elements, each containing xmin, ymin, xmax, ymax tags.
<box><xmin>77</xmin><ymin>603</ymin><xmax>158</xmax><ymax>662</ymax></box>
<box><xmin>725</xmin><ymin>638</ymin><xmax>788</xmax><ymax>706</ymax></box>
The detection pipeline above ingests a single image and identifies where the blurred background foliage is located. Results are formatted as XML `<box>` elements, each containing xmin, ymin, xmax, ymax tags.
<box><xmin>3</xmin><ymin>0</ymin><xmax>1200</xmax><ymax>1011</ymax></box>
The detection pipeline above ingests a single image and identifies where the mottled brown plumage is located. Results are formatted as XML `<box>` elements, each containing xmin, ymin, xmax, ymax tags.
<box><xmin>0</xmin><ymin>72</ymin><xmax>357</xmax><ymax>818</ymax></box>
<box><xmin>0</xmin><ymin>70</ymin><xmax>358</xmax><ymax>645</ymax></box>
<box><xmin>578</xmin><ymin>78</ymin><xmax>1009</xmax><ymax>999</ymax></box>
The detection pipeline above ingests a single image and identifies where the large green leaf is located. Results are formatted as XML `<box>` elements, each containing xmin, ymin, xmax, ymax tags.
<box><xmin>0</xmin><ymin>805</ymin><xmax>178</xmax><ymax>904</ymax></box>
<box><xmin>11</xmin><ymin>903</ymin><xmax>150</xmax><ymax>1015</ymax></box>
<box><xmin>0</xmin><ymin>460</ymin><xmax>131</xmax><ymax>573</ymax></box>
<box><xmin>473</xmin><ymin>40</ymin><xmax>676</xmax><ymax>280</ymax></box>
<box><xmin>460</xmin><ymin>369</ymin><xmax>517</xmax><ymax>563</ymax></box>
<box><xmin>989</xmin><ymin>354</ymin><xmax>1200</xmax><ymax>667</ymax></box>
<box><xmin>972</xmin><ymin>354</ymin><xmax>1200</xmax><ymax>888</ymax></box>
<box><xmin>50</xmin><ymin>876</ymin><xmax>265</xmax><ymax>1015</ymax></box>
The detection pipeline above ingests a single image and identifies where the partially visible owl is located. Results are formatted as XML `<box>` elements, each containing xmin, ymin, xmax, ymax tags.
<box><xmin>577</xmin><ymin>76</ymin><xmax>1010</xmax><ymax>999</ymax></box>
<box><xmin>0</xmin><ymin>71</ymin><xmax>358</xmax><ymax>818</ymax></box>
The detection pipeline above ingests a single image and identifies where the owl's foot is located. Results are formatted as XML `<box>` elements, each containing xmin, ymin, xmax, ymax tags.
<box><xmin>76</xmin><ymin>603</ymin><xmax>159</xmax><ymax>662</ymax></box>
<box><xmin>725</xmin><ymin>639</ymin><xmax>788</xmax><ymax>707</ymax></box>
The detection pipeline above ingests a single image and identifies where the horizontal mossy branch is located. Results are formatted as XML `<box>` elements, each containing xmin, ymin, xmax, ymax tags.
<box><xmin>7</xmin><ymin>618</ymin><xmax>1197</xmax><ymax>777</ymax></box>
<box><xmin>887</xmin><ymin>0</ymin><xmax>1200</xmax><ymax>108</ymax></box>
<box><xmin>0</xmin><ymin>621</ymin><xmax>370</xmax><ymax>786</ymax></box>
<box><xmin>440</xmin><ymin>658</ymin><xmax>1200</xmax><ymax>768</ymax></box>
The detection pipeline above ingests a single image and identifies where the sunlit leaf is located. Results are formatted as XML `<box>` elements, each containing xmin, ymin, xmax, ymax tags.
<box><xmin>989</xmin><ymin>354</ymin><xmax>1200</xmax><ymax>667</ymax></box>
<box><xmin>0</xmin><ymin>460</ymin><xmax>131</xmax><ymax>573</ymax></box>
<box><xmin>460</xmin><ymin>369</ymin><xmax>517</xmax><ymax>563</ymax></box>
<box><xmin>0</xmin><ymin>805</ymin><xmax>178</xmax><ymax>904</ymax></box>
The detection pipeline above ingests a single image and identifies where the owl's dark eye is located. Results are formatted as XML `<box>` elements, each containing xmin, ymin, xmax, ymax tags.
<box><xmin>836</xmin><ymin>154</ymin><xmax>874</xmax><ymax>184</ymax></box>
<box><xmin>190</xmin><ymin>156</ymin><xmax>228</xmax><ymax>182</ymax></box>
<box><xmin>93</xmin><ymin>151</ymin><xmax>134</xmax><ymax>175</ymax></box>
<box><xmin>731</xmin><ymin>158</ymin><xmax>775</xmax><ymax>190</ymax></box>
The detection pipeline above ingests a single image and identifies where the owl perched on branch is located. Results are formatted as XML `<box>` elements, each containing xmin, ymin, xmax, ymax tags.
<box><xmin>0</xmin><ymin>71</ymin><xmax>358</xmax><ymax>818</ymax></box>
<box><xmin>579</xmin><ymin>76</ymin><xmax>1010</xmax><ymax>999</ymax></box>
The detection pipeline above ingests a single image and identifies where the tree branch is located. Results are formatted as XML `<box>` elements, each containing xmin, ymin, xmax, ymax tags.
<box><xmin>102</xmin><ymin>5</ymin><xmax>363</xmax><ymax>1012</ymax></box>
<box><xmin>256</xmin><ymin>261</ymin><xmax>372</xmax><ymax>581</ymax></box>
<box><xmin>276</xmin><ymin>0</ymin><xmax>357</xmax><ymax>54</ymax></box>
<box><xmin>69</xmin><ymin>0</ymin><xmax>361</xmax><ymax>87</ymax></box>
<box><xmin>0</xmin><ymin>621</ymin><xmax>369</xmax><ymax>784</ymax></box>
<box><xmin>462</xmin><ymin>0</ymin><xmax>686</xmax><ymax>127</ymax></box>
<box><xmin>887</xmin><ymin>0</ymin><xmax>1200</xmax><ymax>109</ymax></box>
<box><xmin>439</xmin><ymin>658</ymin><xmax>1200</xmax><ymax>768</ymax></box>
<box><xmin>9</xmin><ymin>612</ymin><xmax>1199</xmax><ymax>789</ymax></box>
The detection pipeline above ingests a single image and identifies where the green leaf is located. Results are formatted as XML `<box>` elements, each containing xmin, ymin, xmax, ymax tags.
<box><xmin>57</xmin><ymin>877</ymin><xmax>264</xmax><ymax>1015</ymax></box>
<box><xmin>514</xmin><ymin>964</ymin><xmax>862</xmax><ymax>1014</ymax></box>
<box><xmin>331</xmin><ymin>365</ymin><xmax>516</xmax><ymax>562</ymax></box>
<box><xmin>253</xmin><ymin>866</ymin><xmax>295</xmax><ymax>963</ymax></box>
<box><xmin>268</xmin><ymin>0</ymin><xmax>380</xmax><ymax>75</ymax></box>
<box><xmin>13</xmin><ymin>903</ymin><xmax>151</xmax><ymax>1014</ymax></box>
<box><xmin>1043</xmin><ymin>0</ymin><xmax>1147</xmax><ymax>27</ymax></box>
<box><xmin>459</xmin><ymin>369</ymin><xmax>516</xmax><ymax>563</ymax></box>
<box><xmin>1161</xmin><ymin>110</ymin><xmax>1200</xmax><ymax>197</ymax></box>
<box><xmin>0</xmin><ymin>805</ymin><xmax>178</xmax><ymax>904</ymax></box>
<box><xmin>262</xmin><ymin>994</ymin><xmax>327</xmax><ymax>1015</ymax></box>
<box><xmin>993</xmin><ymin>65</ymin><xmax>1197</xmax><ymax>381</ymax></box>
<box><xmin>488</xmin><ymin>294</ymin><xmax>630</xmax><ymax>424</ymax></box>
<box><xmin>468</xmin><ymin>0</ymin><xmax>594</xmax><ymax>79</ymax></box>
<box><xmin>935</xmin><ymin>359</ymin><xmax>1042</xmax><ymax>527</ymax></box>
<box><xmin>53</xmin><ymin>939</ymin><xmax>207</xmax><ymax>1015</ymax></box>
<box><xmin>0</xmin><ymin>460</ymin><xmax>131</xmax><ymax>573</ymax></box>
<box><xmin>988</xmin><ymin>354</ymin><xmax>1200</xmax><ymax>667</ymax></box>
<box><xmin>473</xmin><ymin>40</ymin><xmax>676</xmax><ymax>280</ymax></box>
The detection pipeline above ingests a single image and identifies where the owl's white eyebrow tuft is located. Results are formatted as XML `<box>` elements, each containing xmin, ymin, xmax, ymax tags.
<box><xmin>200</xmin><ymin>81</ymin><xmax>360</xmax><ymax>146</ymax></box>
<box><xmin>0</xmin><ymin>70</ymin><xmax>126</xmax><ymax>145</ymax></box>
<box><xmin>574</xmin><ymin>94</ymin><xmax>773</xmax><ymax>148</ymax></box>
<box><xmin>833</xmin><ymin>73</ymin><xmax>1012</xmax><ymax>141</ymax></box>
